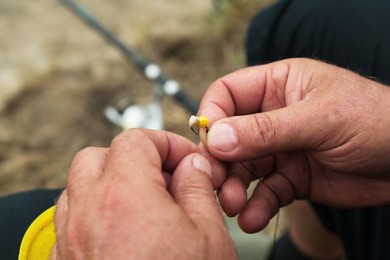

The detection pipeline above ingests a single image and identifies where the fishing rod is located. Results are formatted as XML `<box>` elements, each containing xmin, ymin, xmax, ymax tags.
<box><xmin>58</xmin><ymin>0</ymin><xmax>199</xmax><ymax>114</ymax></box>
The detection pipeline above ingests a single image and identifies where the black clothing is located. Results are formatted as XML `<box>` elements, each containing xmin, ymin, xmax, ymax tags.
<box><xmin>0</xmin><ymin>189</ymin><xmax>61</xmax><ymax>260</ymax></box>
<box><xmin>246</xmin><ymin>0</ymin><xmax>390</xmax><ymax>259</ymax></box>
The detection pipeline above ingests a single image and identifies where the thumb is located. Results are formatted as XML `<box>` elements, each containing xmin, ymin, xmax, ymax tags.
<box><xmin>206</xmin><ymin>103</ymin><xmax>334</xmax><ymax>161</ymax></box>
<box><xmin>170</xmin><ymin>153</ymin><xmax>225</xmax><ymax>225</ymax></box>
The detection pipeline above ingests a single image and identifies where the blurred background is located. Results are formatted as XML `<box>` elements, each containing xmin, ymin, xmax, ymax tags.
<box><xmin>0</xmin><ymin>0</ymin><xmax>273</xmax><ymax>195</ymax></box>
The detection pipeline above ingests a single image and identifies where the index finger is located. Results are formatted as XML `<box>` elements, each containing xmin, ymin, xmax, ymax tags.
<box><xmin>197</xmin><ymin>60</ymin><xmax>297</xmax><ymax>124</ymax></box>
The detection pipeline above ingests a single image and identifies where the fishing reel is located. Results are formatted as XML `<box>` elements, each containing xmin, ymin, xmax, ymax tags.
<box><xmin>104</xmin><ymin>82</ymin><xmax>164</xmax><ymax>130</ymax></box>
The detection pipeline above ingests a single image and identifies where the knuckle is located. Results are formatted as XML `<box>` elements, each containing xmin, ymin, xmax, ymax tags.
<box><xmin>110</xmin><ymin>128</ymin><xmax>147</xmax><ymax>149</ymax></box>
<box><xmin>68</xmin><ymin>147</ymin><xmax>97</xmax><ymax>179</ymax></box>
<box><xmin>62</xmin><ymin>221</ymin><xmax>83</xmax><ymax>257</ymax></box>
<box><xmin>73</xmin><ymin>147</ymin><xmax>97</xmax><ymax>160</ymax></box>
<box><xmin>109</xmin><ymin>129</ymin><xmax>155</xmax><ymax>160</ymax></box>
<box><xmin>269</xmin><ymin>62</ymin><xmax>290</xmax><ymax>90</ymax></box>
<box><xmin>248</xmin><ymin>113</ymin><xmax>276</xmax><ymax>152</ymax></box>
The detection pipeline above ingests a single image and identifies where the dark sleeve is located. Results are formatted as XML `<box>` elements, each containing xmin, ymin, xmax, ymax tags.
<box><xmin>246</xmin><ymin>0</ymin><xmax>390</xmax><ymax>84</ymax></box>
<box><xmin>245</xmin><ymin>1</ymin><xmax>390</xmax><ymax>259</ymax></box>
<box><xmin>0</xmin><ymin>189</ymin><xmax>62</xmax><ymax>260</ymax></box>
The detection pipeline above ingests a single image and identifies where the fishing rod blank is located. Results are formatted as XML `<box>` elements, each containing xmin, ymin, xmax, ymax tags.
<box><xmin>58</xmin><ymin>0</ymin><xmax>199</xmax><ymax>114</ymax></box>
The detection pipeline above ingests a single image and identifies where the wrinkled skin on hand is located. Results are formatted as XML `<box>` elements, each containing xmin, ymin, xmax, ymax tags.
<box><xmin>198</xmin><ymin>58</ymin><xmax>390</xmax><ymax>233</ymax></box>
<box><xmin>51</xmin><ymin>129</ymin><xmax>237</xmax><ymax>260</ymax></box>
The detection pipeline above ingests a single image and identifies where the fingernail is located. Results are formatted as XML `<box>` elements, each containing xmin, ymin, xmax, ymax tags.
<box><xmin>192</xmin><ymin>154</ymin><xmax>212</xmax><ymax>178</ymax></box>
<box><xmin>208</xmin><ymin>123</ymin><xmax>238</xmax><ymax>152</ymax></box>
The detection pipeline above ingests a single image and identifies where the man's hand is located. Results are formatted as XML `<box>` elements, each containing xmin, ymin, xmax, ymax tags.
<box><xmin>198</xmin><ymin>58</ymin><xmax>390</xmax><ymax>233</ymax></box>
<box><xmin>51</xmin><ymin>129</ymin><xmax>237</xmax><ymax>259</ymax></box>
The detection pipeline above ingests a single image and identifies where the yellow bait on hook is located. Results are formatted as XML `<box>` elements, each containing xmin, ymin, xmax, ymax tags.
<box><xmin>197</xmin><ymin>116</ymin><xmax>209</xmax><ymax>128</ymax></box>
<box><xmin>189</xmin><ymin>115</ymin><xmax>209</xmax><ymax>149</ymax></box>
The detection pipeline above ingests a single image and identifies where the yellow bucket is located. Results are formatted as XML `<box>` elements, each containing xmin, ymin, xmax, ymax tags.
<box><xmin>19</xmin><ymin>206</ymin><xmax>57</xmax><ymax>260</ymax></box>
